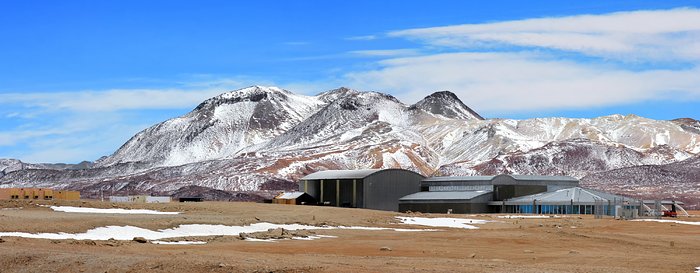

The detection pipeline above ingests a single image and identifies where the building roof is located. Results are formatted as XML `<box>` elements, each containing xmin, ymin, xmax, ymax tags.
<box><xmin>399</xmin><ymin>190</ymin><xmax>492</xmax><ymax>201</ymax></box>
<box><xmin>422</xmin><ymin>176</ymin><xmax>495</xmax><ymax>182</ymax></box>
<box><xmin>502</xmin><ymin>187</ymin><xmax>636</xmax><ymax>205</ymax></box>
<box><xmin>300</xmin><ymin>169</ymin><xmax>392</xmax><ymax>180</ymax></box>
<box><xmin>275</xmin><ymin>191</ymin><xmax>307</xmax><ymax>199</ymax></box>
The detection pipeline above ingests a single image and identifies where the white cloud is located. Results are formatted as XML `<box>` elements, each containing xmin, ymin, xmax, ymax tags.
<box><xmin>344</xmin><ymin>52</ymin><xmax>700</xmax><ymax>112</ymax></box>
<box><xmin>0</xmin><ymin>88</ymin><xmax>225</xmax><ymax>112</ymax></box>
<box><xmin>390</xmin><ymin>8</ymin><xmax>700</xmax><ymax>61</ymax></box>
<box><xmin>346</xmin><ymin>35</ymin><xmax>377</xmax><ymax>41</ymax></box>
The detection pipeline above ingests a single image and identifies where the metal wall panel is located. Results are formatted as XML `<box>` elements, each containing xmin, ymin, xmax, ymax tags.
<box><xmin>363</xmin><ymin>169</ymin><xmax>423</xmax><ymax>211</ymax></box>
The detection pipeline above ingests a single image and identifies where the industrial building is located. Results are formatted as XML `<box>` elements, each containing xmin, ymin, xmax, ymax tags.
<box><xmin>297</xmin><ymin>169</ymin><xmax>656</xmax><ymax>216</ymax></box>
<box><xmin>0</xmin><ymin>188</ymin><xmax>80</xmax><ymax>201</ymax></box>
<box><xmin>400</xmin><ymin>174</ymin><xmax>581</xmax><ymax>213</ymax></box>
<box><xmin>298</xmin><ymin>169</ymin><xmax>424</xmax><ymax>211</ymax></box>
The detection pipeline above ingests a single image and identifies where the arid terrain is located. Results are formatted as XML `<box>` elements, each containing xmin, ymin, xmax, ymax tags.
<box><xmin>0</xmin><ymin>200</ymin><xmax>698</xmax><ymax>273</ymax></box>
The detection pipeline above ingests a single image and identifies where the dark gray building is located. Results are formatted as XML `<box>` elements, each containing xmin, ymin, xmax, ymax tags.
<box><xmin>398</xmin><ymin>174</ymin><xmax>583</xmax><ymax>214</ymax></box>
<box><xmin>399</xmin><ymin>191</ymin><xmax>493</xmax><ymax>213</ymax></box>
<box><xmin>491</xmin><ymin>174</ymin><xmax>579</xmax><ymax>200</ymax></box>
<box><xmin>299</xmin><ymin>169</ymin><xmax>424</xmax><ymax>211</ymax></box>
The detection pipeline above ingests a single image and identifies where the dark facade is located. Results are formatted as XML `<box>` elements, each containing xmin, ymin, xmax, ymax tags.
<box><xmin>299</xmin><ymin>169</ymin><xmax>424</xmax><ymax>211</ymax></box>
<box><xmin>399</xmin><ymin>191</ymin><xmax>493</xmax><ymax>214</ymax></box>
<box><xmin>491</xmin><ymin>174</ymin><xmax>579</xmax><ymax>200</ymax></box>
<box><xmin>420</xmin><ymin>176</ymin><xmax>494</xmax><ymax>192</ymax></box>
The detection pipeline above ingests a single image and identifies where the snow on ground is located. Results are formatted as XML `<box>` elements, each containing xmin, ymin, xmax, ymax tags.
<box><xmin>695</xmin><ymin>266</ymin><xmax>700</xmax><ymax>273</ymax></box>
<box><xmin>396</xmin><ymin>216</ymin><xmax>489</xmax><ymax>229</ymax></box>
<box><xmin>631</xmin><ymin>219</ymin><xmax>700</xmax><ymax>226</ymax></box>
<box><xmin>151</xmin><ymin>241</ymin><xmax>207</xmax><ymax>245</ymax></box>
<box><xmin>0</xmin><ymin>222</ymin><xmax>430</xmax><ymax>243</ymax></box>
<box><xmin>498</xmin><ymin>215</ymin><xmax>560</xmax><ymax>219</ymax></box>
<box><xmin>50</xmin><ymin>206</ymin><xmax>180</xmax><ymax>215</ymax></box>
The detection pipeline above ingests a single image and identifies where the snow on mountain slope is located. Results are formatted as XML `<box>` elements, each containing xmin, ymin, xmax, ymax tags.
<box><xmin>582</xmin><ymin>154</ymin><xmax>700</xmax><ymax>209</ymax></box>
<box><xmin>0</xmin><ymin>159</ymin><xmax>24</xmax><ymax>176</ymax></box>
<box><xmin>437</xmin><ymin>138</ymin><xmax>689</xmax><ymax>178</ymax></box>
<box><xmin>97</xmin><ymin>86</ymin><xmax>325</xmax><ymax>167</ymax></box>
<box><xmin>421</xmin><ymin>115</ymin><xmax>699</xmax><ymax>168</ymax></box>
<box><xmin>262</xmin><ymin>91</ymin><xmax>419</xmax><ymax>151</ymax></box>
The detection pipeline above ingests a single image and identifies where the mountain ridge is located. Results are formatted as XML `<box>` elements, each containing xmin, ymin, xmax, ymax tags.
<box><xmin>2</xmin><ymin>85</ymin><xmax>699</xmax><ymax>208</ymax></box>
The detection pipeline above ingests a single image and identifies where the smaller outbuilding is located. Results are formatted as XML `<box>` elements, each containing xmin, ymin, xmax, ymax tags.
<box><xmin>399</xmin><ymin>190</ymin><xmax>492</xmax><ymax>214</ymax></box>
<box><xmin>272</xmin><ymin>191</ymin><xmax>316</xmax><ymax>205</ymax></box>
<box><xmin>109</xmin><ymin>195</ymin><xmax>171</xmax><ymax>203</ymax></box>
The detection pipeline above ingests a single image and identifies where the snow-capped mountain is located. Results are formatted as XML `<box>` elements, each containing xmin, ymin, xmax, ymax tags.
<box><xmin>410</xmin><ymin>91</ymin><xmax>484</xmax><ymax>120</ymax></box>
<box><xmin>2</xmin><ymin>86</ymin><xmax>699</xmax><ymax>207</ymax></box>
<box><xmin>97</xmin><ymin>86</ymin><xmax>325</xmax><ymax>167</ymax></box>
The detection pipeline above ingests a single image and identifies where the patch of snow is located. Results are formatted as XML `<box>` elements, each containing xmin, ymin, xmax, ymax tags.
<box><xmin>151</xmin><ymin>241</ymin><xmax>207</xmax><ymax>245</ymax></box>
<box><xmin>291</xmin><ymin>235</ymin><xmax>336</xmax><ymax>241</ymax></box>
<box><xmin>695</xmin><ymin>266</ymin><xmax>700</xmax><ymax>273</ymax></box>
<box><xmin>50</xmin><ymin>206</ymin><xmax>180</xmax><ymax>215</ymax></box>
<box><xmin>396</xmin><ymin>216</ymin><xmax>489</xmax><ymax>229</ymax></box>
<box><xmin>338</xmin><ymin>226</ymin><xmax>436</xmax><ymax>232</ymax></box>
<box><xmin>0</xmin><ymin>222</ymin><xmax>431</xmax><ymax>242</ymax></box>
<box><xmin>631</xmin><ymin>219</ymin><xmax>700</xmax><ymax>226</ymax></box>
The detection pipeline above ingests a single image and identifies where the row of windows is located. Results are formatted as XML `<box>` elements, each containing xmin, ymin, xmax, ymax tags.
<box><xmin>505</xmin><ymin>204</ymin><xmax>638</xmax><ymax>216</ymax></box>
<box><xmin>9</xmin><ymin>195</ymin><xmax>53</xmax><ymax>199</ymax></box>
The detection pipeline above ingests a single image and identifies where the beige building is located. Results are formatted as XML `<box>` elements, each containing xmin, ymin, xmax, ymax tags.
<box><xmin>0</xmin><ymin>188</ymin><xmax>80</xmax><ymax>201</ymax></box>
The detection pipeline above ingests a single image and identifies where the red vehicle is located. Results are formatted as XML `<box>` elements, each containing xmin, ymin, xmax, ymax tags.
<box><xmin>662</xmin><ymin>202</ymin><xmax>677</xmax><ymax>217</ymax></box>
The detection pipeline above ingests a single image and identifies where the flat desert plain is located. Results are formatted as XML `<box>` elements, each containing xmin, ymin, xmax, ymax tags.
<box><xmin>0</xmin><ymin>200</ymin><xmax>699</xmax><ymax>273</ymax></box>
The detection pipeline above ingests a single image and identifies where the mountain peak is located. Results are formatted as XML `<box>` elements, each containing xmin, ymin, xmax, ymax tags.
<box><xmin>411</xmin><ymin>90</ymin><xmax>484</xmax><ymax>120</ymax></box>
<box><xmin>195</xmin><ymin>85</ymin><xmax>291</xmax><ymax>111</ymax></box>
<box><xmin>316</xmin><ymin>87</ymin><xmax>359</xmax><ymax>103</ymax></box>
<box><xmin>221</xmin><ymin>85</ymin><xmax>289</xmax><ymax>99</ymax></box>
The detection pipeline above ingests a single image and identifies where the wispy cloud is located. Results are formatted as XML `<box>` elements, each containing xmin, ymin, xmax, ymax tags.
<box><xmin>340</xmin><ymin>8</ymin><xmax>700</xmax><ymax>114</ymax></box>
<box><xmin>345</xmin><ymin>52</ymin><xmax>700</xmax><ymax>112</ymax></box>
<box><xmin>390</xmin><ymin>8</ymin><xmax>700</xmax><ymax>61</ymax></box>
<box><xmin>345</xmin><ymin>35</ymin><xmax>377</xmax><ymax>41</ymax></box>
<box><xmin>0</xmin><ymin>89</ymin><xmax>223</xmax><ymax>112</ymax></box>
<box><xmin>0</xmin><ymin>77</ymin><xmax>259</xmax><ymax>162</ymax></box>
<box><xmin>349</xmin><ymin>49</ymin><xmax>421</xmax><ymax>57</ymax></box>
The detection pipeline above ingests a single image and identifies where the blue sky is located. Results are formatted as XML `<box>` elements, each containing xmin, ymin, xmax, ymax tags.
<box><xmin>1</xmin><ymin>1</ymin><xmax>699</xmax><ymax>163</ymax></box>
